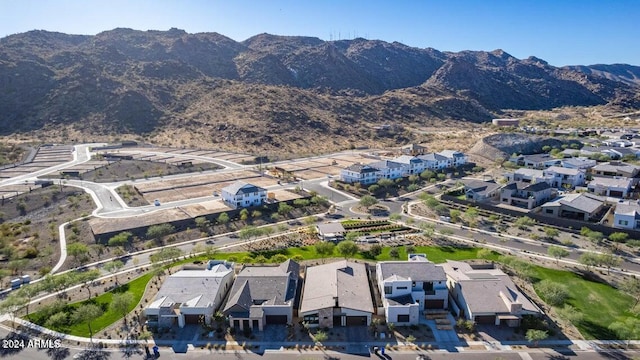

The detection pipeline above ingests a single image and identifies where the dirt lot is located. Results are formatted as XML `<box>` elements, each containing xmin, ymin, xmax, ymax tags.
<box><xmin>0</xmin><ymin>186</ymin><xmax>95</xmax><ymax>282</ymax></box>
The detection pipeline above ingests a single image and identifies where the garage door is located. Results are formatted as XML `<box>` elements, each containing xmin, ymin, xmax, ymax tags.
<box><xmin>424</xmin><ymin>299</ymin><xmax>445</xmax><ymax>309</ymax></box>
<box><xmin>474</xmin><ymin>315</ymin><xmax>495</xmax><ymax>324</ymax></box>
<box><xmin>345</xmin><ymin>316</ymin><xmax>367</xmax><ymax>326</ymax></box>
<box><xmin>609</xmin><ymin>190</ymin><xmax>623</xmax><ymax>197</ymax></box>
<box><xmin>266</xmin><ymin>315</ymin><xmax>288</xmax><ymax>325</ymax></box>
<box><xmin>184</xmin><ymin>314</ymin><xmax>201</xmax><ymax>325</ymax></box>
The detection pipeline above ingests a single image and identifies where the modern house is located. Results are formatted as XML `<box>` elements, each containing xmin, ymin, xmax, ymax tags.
<box><xmin>299</xmin><ymin>260</ymin><xmax>374</xmax><ymax>328</ymax></box>
<box><xmin>221</xmin><ymin>181</ymin><xmax>267</xmax><ymax>209</ymax></box>
<box><xmin>591</xmin><ymin>162</ymin><xmax>640</xmax><ymax>179</ymax></box>
<box><xmin>437</xmin><ymin>150</ymin><xmax>468</xmax><ymax>167</ymax></box>
<box><xmin>543</xmin><ymin>166</ymin><xmax>586</xmax><ymax>189</ymax></box>
<box><xmin>503</xmin><ymin>168</ymin><xmax>546</xmax><ymax>184</ymax></box>
<box><xmin>462</xmin><ymin>179</ymin><xmax>502</xmax><ymax>202</ymax></box>
<box><xmin>499</xmin><ymin>181</ymin><xmax>553</xmax><ymax>209</ymax></box>
<box><xmin>369</xmin><ymin>160</ymin><xmax>407</xmax><ymax>180</ymax></box>
<box><xmin>376</xmin><ymin>254</ymin><xmax>448</xmax><ymax>325</ymax></box>
<box><xmin>587</xmin><ymin>177</ymin><xmax>634</xmax><ymax>198</ymax></box>
<box><xmin>223</xmin><ymin>260</ymin><xmax>300</xmax><ymax>332</ymax></box>
<box><xmin>316</xmin><ymin>222</ymin><xmax>346</xmax><ymax>242</ymax></box>
<box><xmin>561</xmin><ymin>157</ymin><xmax>596</xmax><ymax>170</ymax></box>
<box><xmin>145</xmin><ymin>260</ymin><xmax>234</xmax><ymax>328</ymax></box>
<box><xmin>514</xmin><ymin>154</ymin><xmax>561</xmax><ymax>169</ymax></box>
<box><xmin>442</xmin><ymin>261</ymin><xmax>542</xmax><ymax>327</ymax></box>
<box><xmin>340</xmin><ymin>164</ymin><xmax>379</xmax><ymax>185</ymax></box>
<box><xmin>613</xmin><ymin>201</ymin><xmax>640</xmax><ymax>230</ymax></box>
<box><xmin>540</xmin><ymin>193</ymin><xmax>606</xmax><ymax>222</ymax></box>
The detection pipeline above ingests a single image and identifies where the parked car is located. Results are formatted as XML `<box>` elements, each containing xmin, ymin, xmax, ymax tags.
<box><xmin>154</xmin><ymin>199</ymin><xmax>161</xmax><ymax>206</ymax></box>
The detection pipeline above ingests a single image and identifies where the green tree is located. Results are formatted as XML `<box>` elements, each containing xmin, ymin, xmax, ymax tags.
<box><xmin>239</xmin><ymin>208</ymin><xmax>250</xmax><ymax>221</ymax></box>
<box><xmin>103</xmin><ymin>260</ymin><xmax>125</xmax><ymax>285</ymax></box>
<box><xmin>72</xmin><ymin>304</ymin><xmax>103</xmax><ymax>340</ymax></box>
<box><xmin>149</xmin><ymin>247</ymin><xmax>183</xmax><ymax>264</ymax></box>
<box><xmin>514</xmin><ymin>216</ymin><xmax>535</xmax><ymax>230</ymax></box>
<box><xmin>146</xmin><ymin>223</ymin><xmax>175</xmax><ymax>240</ymax></box>
<box><xmin>278</xmin><ymin>202</ymin><xmax>294</xmax><ymax>215</ymax></box>
<box><xmin>369</xmin><ymin>244</ymin><xmax>383</xmax><ymax>258</ymax></box>
<box><xmin>344</xmin><ymin>231</ymin><xmax>362</xmax><ymax>243</ymax></box>
<box><xmin>108</xmin><ymin>231</ymin><xmax>132</xmax><ymax>249</ymax></box>
<box><xmin>389</xmin><ymin>247</ymin><xmax>400</xmax><ymax>259</ymax></box>
<box><xmin>463</xmin><ymin>207</ymin><xmax>479</xmax><ymax>226</ymax></box>
<box><xmin>217</xmin><ymin>212</ymin><xmax>230</xmax><ymax>225</ymax></box>
<box><xmin>45</xmin><ymin>312</ymin><xmax>68</xmax><ymax>331</ymax></box>
<box><xmin>314</xmin><ymin>330</ymin><xmax>328</xmax><ymax>343</ymax></box>
<box><xmin>598</xmin><ymin>253</ymin><xmax>621</xmax><ymax>274</ymax></box>
<box><xmin>556</xmin><ymin>305</ymin><xmax>584</xmax><ymax>326</ymax></box>
<box><xmin>359</xmin><ymin>195</ymin><xmax>378</xmax><ymax>208</ymax></box>
<box><xmin>547</xmin><ymin>245</ymin><xmax>570</xmax><ymax>265</ymax></box>
<box><xmin>368</xmin><ymin>184</ymin><xmax>380</xmax><ymax>194</ymax></box>
<box><xmin>194</xmin><ymin>217</ymin><xmax>210</xmax><ymax>232</ymax></box>
<box><xmin>449</xmin><ymin>209</ymin><xmax>461</xmax><ymax>223</ymax></box>
<box><xmin>110</xmin><ymin>292</ymin><xmax>135</xmax><ymax>321</ymax></box>
<box><xmin>336</xmin><ymin>240</ymin><xmax>359</xmax><ymax>259</ymax></box>
<box><xmin>420</xmin><ymin>170</ymin><xmax>436</xmax><ymax>181</ymax></box>
<box><xmin>67</xmin><ymin>242</ymin><xmax>89</xmax><ymax>266</ymax></box>
<box><xmin>609</xmin><ymin>232</ymin><xmax>629</xmax><ymax>247</ymax></box>
<box><xmin>586</xmin><ymin>231</ymin><xmax>604</xmax><ymax>245</ymax></box>
<box><xmin>535</xmin><ymin>279</ymin><xmax>569</xmax><ymax>306</ymax></box>
<box><xmin>315</xmin><ymin>241</ymin><xmax>335</xmax><ymax>262</ymax></box>
<box><xmin>578</xmin><ymin>252</ymin><xmax>601</xmax><ymax>271</ymax></box>
<box><xmin>477</xmin><ymin>248</ymin><xmax>493</xmax><ymax>259</ymax></box>
<box><xmin>271</xmin><ymin>254</ymin><xmax>288</xmax><ymax>263</ymax></box>
<box><xmin>377</xmin><ymin>178</ymin><xmax>394</xmax><ymax>189</ymax></box>
<box><xmin>608</xmin><ymin>318</ymin><xmax>640</xmax><ymax>346</ymax></box>
<box><xmin>543</xmin><ymin>227</ymin><xmax>559</xmax><ymax>240</ymax></box>
<box><xmin>620</xmin><ymin>277</ymin><xmax>640</xmax><ymax>306</ymax></box>
<box><xmin>526</xmin><ymin>329</ymin><xmax>548</xmax><ymax>347</ymax></box>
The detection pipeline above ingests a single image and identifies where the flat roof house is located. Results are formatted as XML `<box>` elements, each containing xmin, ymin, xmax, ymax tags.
<box><xmin>520</xmin><ymin>154</ymin><xmax>561</xmax><ymax>169</ymax></box>
<box><xmin>587</xmin><ymin>177</ymin><xmax>634</xmax><ymax>198</ymax></box>
<box><xmin>503</xmin><ymin>168</ymin><xmax>546</xmax><ymax>184</ymax></box>
<box><xmin>221</xmin><ymin>181</ymin><xmax>267</xmax><ymax>209</ymax></box>
<box><xmin>316</xmin><ymin>222</ymin><xmax>346</xmax><ymax>242</ymax></box>
<box><xmin>223</xmin><ymin>260</ymin><xmax>299</xmax><ymax>332</ymax></box>
<box><xmin>591</xmin><ymin>162</ymin><xmax>640</xmax><ymax>179</ymax></box>
<box><xmin>401</xmin><ymin>143</ymin><xmax>427</xmax><ymax>156</ymax></box>
<box><xmin>300</xmin><ymin>260</ymin><xmax>374</xmax><ymax>328</ymax></box>
<box><xmin>145</xmin><ymin>260</ymin><xmax>235</xmax><ymax>328</ymax></box>
<box><xmin>561</xmin><ymin>157</ymin><xmax>596</xmax><ymax>170</ymax></box>
<box><xmin>543</xmin><ymin>166</ymin><xmax>586</xmax><ymax>189</ymax></box>
<box><xmin>376</xmin><ymin>254</ymin><xmax>448</xmax><ymax>325</ymax></box>
<box><xmin>442</xmin><ymin>261</ymin><xmax>541</xmax><ymax>327</ymax></box>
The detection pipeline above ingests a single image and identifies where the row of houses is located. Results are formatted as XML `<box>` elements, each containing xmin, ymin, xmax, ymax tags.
<box><xmin>145</xmin><ymin>256</ymin><xmax>541</xmax><ymax>332</ymax></box>
<box><xmin>340</xmin><ymin>150</ymin><xmax>468</xmax><ymax>185</ymax></box>
<box><xmin>462</xmin><ymin>160</ymin><xmax>640</xmax><ymax>229</ymax></box>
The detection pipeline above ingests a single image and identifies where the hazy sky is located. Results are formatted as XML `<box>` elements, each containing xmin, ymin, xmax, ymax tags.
<box><xmin>0</xmin><ymin>0</ymin><xmax>637</xmax><ymax>67</ymax></box>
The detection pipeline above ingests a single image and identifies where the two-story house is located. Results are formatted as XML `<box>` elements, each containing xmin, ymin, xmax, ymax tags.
<box><xmin>369</xmin><ymin>160</ymin><xmax>408</xmax><ymax>180</ymax></box>
<box><xmin>503</xmin><ymin>168</ymin><xmax>547</xmax><ymax>184</ymax></box>
<box><xmin>437</xmin><ymin>150</ymin><xmax>467</xmax><ymax>167</ymax></box>
<box><xmin>393</xmin><ymin>155</ymin><xmax>427</xmax><ymax>176</ymax></box>
<box><xmin>400</xmin><ymin>143</ymin><xmax>427</xmax><ymax>156</ymax></box>
<box><xmin>613</xmin><ymin>201</ymin><xmax>640</xmax><ymax>230</ymax></box>
<box><xmin>339</xmin><ymin>164</ymin><xmax>379</xmax><ymax>185</ymax></box>
<box><xmin>561</xmin><ymin>157</ymin><xmax>596</xmax><ymax>170</ymax></box>
<box><xmin>418</xmin><ymin>153</ymin><xmax>450</xmax><ymax>170</ymax></box>
<box><xmin>376</xmin><ymin>254</ymin><xmax>448</xmax><ymax>325</ymax></box>
<box><xmin>221</xmin><ymin>181</ymin><xmax>267</xmax><ymax>209</ymax></box>
<box><xmin>514</xmin><ymin>154</ymin><xmax>561</xmax><ymax>169</ymax></box>
<box><xmin>591</xmin><ymin>162</ymin><xmax>640</xmax><ymax>185</ymax></box>
<box><xmin>499</xmin><ymin>181</ymin><xmax>553</xmax><ymax>209</ymax></box>
<box><xmin>587</xmin><ymin>177</ymin><xmax>634</xmax><ymax>198</ymax></box>
<box><xmin>543</xmin><ymin>166</ymin><xmax>586</xmax><ymax>189</ymax></box>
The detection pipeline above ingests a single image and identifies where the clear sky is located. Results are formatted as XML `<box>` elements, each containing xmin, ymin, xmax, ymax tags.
<box><xmin>0</xmin><ymin>0</ymin><xmax>637</xmax><ymax>67</ymax></box>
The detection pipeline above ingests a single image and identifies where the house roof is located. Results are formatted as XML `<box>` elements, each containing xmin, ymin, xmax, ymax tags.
<box><xmin>393</xmin><ymin>155</ymin><xmax>421</xmax><ymax>164</ymax></box>
<box><xmin>299</xmin><ymin>260</ymin><xmax>374</xmax><ymax>314</ymax></box>
<box><xmin>502</xmin><ymin>181</ymin><xmax>551</xmax><ymax>192</ymax></box>
<box><xmin>368</xmin><ymin>160</ymin><xmax>406</xmax><ymax>170</ymax></box>
<box><xmin>541</xmin><ymin>193</ymin><xmax>604</xmax><ymax>213</ymax></box>
<box><xmin>377</xmin><ymin>261</ymin><xmax>446</xmax><ymax>283</ymax></box>
<box><xmin>317</xmin><ymin>222</ymin><xmax>346</xmax><ymax>235</ymax></box>
<box><xmin>615</xmin><ymin>202</ymin><xmax>640</xmax><ymax>219</ymax></box>
<box><xmin>592</xmin><ymin>162</ymin><xmax>640</xmax><ymax>174</ymax></box>
<box><xmin>522</xmin><ymin>153</ymin><xmax>558</xmax><ymax>164</ymax></box>
<box><xmin>418</xmin><ymin>153</ymin><xmax>448</xmax><ymax>162</ymax></box>
<box><xmin>149</xmin><ymin>263</ymin><xmax>234</xmax><ymax>310</ymax></box>
<box><xmin>437</xmin><ymin>150</ymin><xmax>465</xmax><ymax>158</ymax></box>
<box><xmin>343</xmin><ymin>164</ymin><xmax>379</xmax><ymax>174</ymax></box>
<box><xmin>544</xmin><ymin>166</ymin><xmax>583</xmax><ymax>176</ymax></box>
<box><xmin>513</xmin><ymin>168</ymin><xmax>544</xmax><ymax>177</ymax></box>
<box><xmin>462</xmin><ymin>179</ymin><xmax>501</xmax><ymax>196</ymax></box>
<box><xmin>222</xmin><ymin>181</ymin><xmax>266</xmax><ymax>196</ymax></box>
<box><xmin>223</xmin><ymin>260</ymin><xmax>299</xmax><ymax>314</ymax></box>
<box><xmin>441</xmin><ymin>261</ymin><xmax>541</xmax><ymax>316</ymax></box>
<box><xmin>588</xmin><ymin>177</ymin><xmax>633</xmax><ymax>189</ymax></box>
<box><xmin>561</xmin><ymin>157</ymin><xmax>596</xmax><ymax>167</ymax></box>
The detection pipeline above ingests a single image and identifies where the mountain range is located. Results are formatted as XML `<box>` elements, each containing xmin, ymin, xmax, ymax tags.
<box><xmin>0</xmin><ymin>28</ymin><xmax>638</xmax><ymax>152</ymax></box>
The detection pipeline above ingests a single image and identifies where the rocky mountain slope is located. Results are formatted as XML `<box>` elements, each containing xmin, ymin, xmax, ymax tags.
<box><xmin>0</xmin><ymin>28</ymin><xmax>638</xmax><ymax>153</ymax></box>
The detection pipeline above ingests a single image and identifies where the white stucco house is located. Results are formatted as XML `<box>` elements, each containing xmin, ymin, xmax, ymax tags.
<box><xmin>376</xmin><ymin>254</ymin><xmax>448</xmax><ymax>325</ymax></box>
<box><xmin>613</xmin><ymin>201</ymin><xmax>640</xmax><ymax>230</ymax></box>
<box><xmin>145</xmin><ymin>260</ymin><xmax>235</xmax><ymax>328</ymax></box>
<box><xmin>369</xmin><ymin>160</ymin><xmax>408</xmax><ymax>180</ymax></box>
<box><xmin>221</xmin><ymin>181</ymin><xmax>267</xmax><ymax>209</ymax></box>
<box><xmin>393</xmin><ymin>155</ymin><xmax>427</xmax><ymax>175</ymax></box>
<box><xmin>437</xmin><ymin>150</ymin><xmax>468</xmax><ymax>167</ymax></box>
<box><xmin>339</xmin><ymin>164</ymin><xmax>379</xmax><ymax>185</ymax></box>
<box><xmin>543</xmin><ymin>166</ymin><xmax>586</xmax><ymax>189</ymax></box>
<box><xmin>418</xmin><ymin>153</ymin><xmax>450</xmax><ymax>170</ymax></box>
